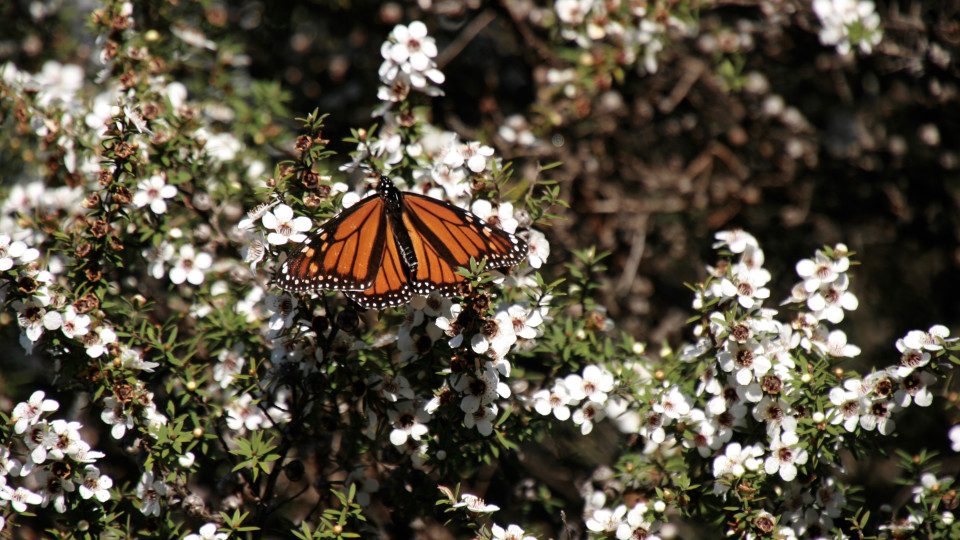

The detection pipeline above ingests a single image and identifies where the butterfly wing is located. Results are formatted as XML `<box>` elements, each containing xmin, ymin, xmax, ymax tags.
<box><xmin>399</xmin><ymin>193</ymin><xmax>528</xmax><ymax>297</ymax></box>
<box><xmin>275</xmin><ymin>195</ymin><xmax>388</xmax><ymax>294</ymax></box>
<box><xmin>343</xmin><ymin>216</ymin><xmax>415</xmax><ymax>309</ymax></box>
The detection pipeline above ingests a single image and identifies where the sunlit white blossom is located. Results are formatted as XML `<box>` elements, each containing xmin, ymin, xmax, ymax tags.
<box><xmin>262</xmin><ymin>204</ymin><xmax>312</xmax><ymax>245</ymax></box>
<box><xmin>133</xmin><ymin>174</ymin><xmax>178</xmax><ymax>215</ymax></box>
<box><xmin>136</xmin><ymin>471</ymin><xmax>168</xmax><ymax>517</ymax></box>
<box><xmin>12</xmin><ymin>391</ymin><xmax>59</xmax><ymax>434</ymax></box>
<box><xmin>168</xmin><ymin>244</ymin><xmax>212</xmax><ymax>286</ymax></box>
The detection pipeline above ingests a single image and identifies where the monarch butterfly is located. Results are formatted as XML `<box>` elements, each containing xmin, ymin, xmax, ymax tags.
<box><xmin>275</xmin><ymin>176</ymin><xmax>527</xmax><ymax>309</ymax></box>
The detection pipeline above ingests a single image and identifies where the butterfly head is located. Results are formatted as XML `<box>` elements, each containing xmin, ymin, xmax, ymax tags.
<box><xmin>377</xmin><ymin>176</ymin><xmax>394</xmax><ymax>197</ymax></box>
<box><xmin>378</xmin><ymin>175</ymin><xmax>405</xmax><ymax>214</ymax></box>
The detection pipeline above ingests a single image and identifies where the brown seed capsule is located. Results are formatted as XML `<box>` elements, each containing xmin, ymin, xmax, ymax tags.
<box><xmin>89</xmin><ymin>220</ymin><xmax>109</xmax><ymax>238</ymax></box>
<box><xmin>74</xmin><ymin>293</ymin><xmax>101</xmax><ymax>314</ymax></box>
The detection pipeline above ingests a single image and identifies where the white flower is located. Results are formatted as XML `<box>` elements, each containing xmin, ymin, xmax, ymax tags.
<box><xmin>683</xmin><ymin>409</ymin><xmax>719</xmax><ymax>457</ymax></box>
<box><xmin>386</xmin><ymin>21</ymin><xmax>438</xmax><ymax>72</ymax></box>
<box><xmin>492</xmin><ymin>523</ymin><xmax>537</xmax><ymax>540</ymax></box>
<box><xmin>464</xmin><ymin>403</ymin><xmax>498</xmax><ymax>436</ymax></box>
<box><xmin>101</xmin><ymin>396</ymin><xmax>135</xmax><ymax>440</ymax></box>
<box><xmin>828</xmin><ymin>380</ymin><xmax>863</xmax><ymax>432</ymax></box>
<box><xmin>564</xmin><ymin>365</ymin><xmax>615</xmax><ymax>403</ymax></box>
<box><xmin>470</xmin><ymin>310</ymin><xmax>518</xmax><ymax>359</ymax></box>
<box><xmin>893</xmin><ymin>371</ymin><xmax>936</xmax><ymax>408</ymax></box>
<box><xmin>719</xmin><ymin>268</ymin><xmax>771</xmax><ymax>309</ymax></box>
<box><xmin>32</xmin><ymin>61</ymin><xmax>84</xmax><ymax>108</ymax></box>
<box><xmin>795</xmin><ymin>249</ymin><xmax>847</xmax><ymax>292</ymax></box>
<box><xmin>242</xmin><ymin>233</ymin><xmax>267</xmax><ymax>271</ymax></box>
<box><xmin>136</xmin><ymin>471</ymin><xmax>168</xmax><ymax>516</ymax></box>
<box><xmin>214</xmin><ymin>344</ymin><xmax>246</xmax><ymax>388</ymax></box>
<box><xmin>807</xmin><ymin>275</ymin><xmax>858</xmax><ymax>323</ymax></box>
<box><xmin>12</xmin><ymin>391</ymin><xmax>59</xmax><ymax>434</ymax></box>
<box><xmin>179</xmin><ymin>451</ymin><xmax>196</xmax><ymax>468</ymax></box>
<box><xmin>14</xmin><ymin>298</ymin><xmax>48</xmax><ymax>343</ymax></box>
<box><xmin>387</xmin><ymin>401</ymin><xmax>431</xmax><ymax>446</ymax></box>
<box><xmin>713</xmin><ymin>229</ymin><xmax>758</xmax><ymax>254</ymax></box>
<box><xmin>266</xmin><ymin>292</ymin><xmax>297</xmax><ymax>333</ymax></box>
<box><xmin>654</xmin><ymin>386</ymin><xmax>693</xmax><ymax>420</ymax></box>
<box><xmin>117</xmin><ymin>347</ymin><xmax>159</xmax><ymax>372</ymax></box>
<box><xmin>169</xmin><ymin>244</ymin><xmax>213</xmax><ymax>285</ymax></box>
<box><xmin>78</xmin><ymin>465</ymin><xmax>113</xmax><ymax>502</ymax></box>
<box><xmin>0</xmin><ymin>447</ymin><xmax>20</xmax><ymax>477</ymax></box>
<box><xmin>912</xmin><ymin>472</ymin><xmax>942</xmax><ymax>503</ymax></box>
<box><xmin>894</xmin><ymin>343</ymin><xmax>931</xmax><ymax>377</ymax></box>
<box><xmin>378</xmin><ymin>21</ymin><xmax>445</xmax><ymax>99</ymax></box>
<box><xmin>185</xmin><ymin>523</ymin><xmax>228</xmax><ymax>540</ymax></box>
<box><xmin>46</xmin><ymin>419</ymin><xmax>84</xmax><ymax>460</ymax></box>
<box><xmin>22</xmin><ymin>421</ymin><xmax>52</xmax><ymax>467</ymax></box>
<box><xmin>225</xmin><ymin>393</ymin><xmax>271</xmax><ymax>431</ymax></box>
<box><xmin>824</xmin><ymin>329</ymin><xmax>861</xmax><ymax>358</ymax></box>
<box><xmin>262</xmin><ymin>204</ymin><xmax>312</xmax><ymax>245</ymax></box>
<box><xmin>764</xmin><ymin>435</ymin><xmax>809</xmax><ymax>481</ymax></box>
<box><xmin>859</xmin><ymin>399</ymin><xmax>895</xmax><ymax>435</ymax></box>
<box><xmin>42</xmin><ymin>305</ymin><xmax>90</xmax><ymax>340</ymax></box>
<box><xmin>471</xmin><ymin>199</ymin><xmax>518</xmax><ymax>234</ymax></box>
<box><xmin>812</xmin><ymin>0</ymin><xmax>883</xmax><ymax>55</ymax></box>
<box><xmin>712</xmin><ymin>442</ymin><xmax>763</xmax><ymax>478</ymax></box>
<box><xmin>452</xmin><ymin>493</ymin><xmax>500</xmax><ymax>513</ymax></box>
<box><xmin>374</xmin><ymin>374</ymin><xmax>416</xmax><ymax>403</ymax></box>
<box><xmin>0</xmin><ymin>234</ymin><xmax>38</xmax><ymax>270</ymax></box>
<box><xmin>524</xmin><ymin>229</ymin><xmax>550</xmax><ymax>269</ymax></box>
<box><xmin>717</xmin><ymin>339</ymin><xmax>771</xmax><ymax>386</ymax></box>
<box><xmin>949</xmin><ymin>425</ymin><xmax>960</xmax><ymax>452</ymax></box>
<box><xmin>502</xmin><ymin>303</ymin><xmax>544</xmax><ymax>340</ymax></box>
<box><xmin>616</xmin><ymin>503</ymin><xmax>656</xmax><ymax>540</ymax></box>
<box><xmin>0</xmin><ymin>485</ymin><xmax>43</xmax><ymax>513</ymax></box>
<box><xmin>900</xmin><ymin>325</ymin><xmax>951</xmax><ymax>351</ymax></box>
<box><xmin>461</xmin><ymin>141</ymin><xmax>496</xmax><ymax>173</ymax></box>
<box><xmin>639</xmin><ymin>411</ymin><xmax>666</xmax><ymax>443</ymax></box>
<box><xmin>457</xmin><ymin>367</ymin><xmax>504</xmax><ymax>415</ymax></box>
<box><xmin>434</xmin><ymin>302</ymin><xmax>465</xmax><ymax>346</ymax></box>
<box><xmin>145</xmin><ymin>242</ymin><xmax>175</xmax><ymax>279</ymax></box>
<box><xmin>133</xmin><ymin>174</ymin><xmax>178</xmax><ymax>214</ymax></box>
<box><xmin>586</xmin><ymin>505</ymin><xmax>627</xmax><ymax>534</ymax></box>
<box><xmin>572</xmin><ymin>401</ymin><xmax>605</xmax><ymax>435</ymax></box>
<box><xmin>201</xmin><ymin>131</ymin><xmax>242</xmax><ymax>162</ymax></box>
<box><xmin>85</xmin><ymin>324</ymin><xmax>117</xmax><ymax>358</ymax></box>
<box><xmin>237</xmin><ymin>201</ymin><xmax>279</xmax><ymax>231</ymax></box>
<box><xmin>556</xmin><ymin>0</ymin><xmax>590</xmax><ymax>25</ymax></box>
<box><xmin>532</xmin><ymin>383</ymin><xmax>573</xmax><ymax>421</ymax></box>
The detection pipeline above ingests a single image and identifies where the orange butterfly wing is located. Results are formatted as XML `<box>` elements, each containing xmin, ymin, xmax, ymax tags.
<box><xmin>400</xmin><ymin>193</ymin><xmax>527</xmax><ymax>297</ymax></box>
<box><xmin>343</xmin><ymin>217</ymin><xmax>414</xmax><ymax>309</ymax></box>
<box><xmin>275</xmin><ymin>195</ymin><xmax>389</xmax><ymax>294</ymax></box>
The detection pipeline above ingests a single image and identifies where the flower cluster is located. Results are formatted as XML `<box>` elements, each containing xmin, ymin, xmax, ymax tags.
<box><xmin>530</xmin><ymin>364</ymin><xmax>616</xmax><ymax>435</ymax></box>
<box><xmin>584</xmin><ymin>496</ymin><xmax>665</xmax><ymax>540</ymax></box>
<box><xmin>363</xmin><ymin>284</ymin><xmax>549</xmax><ymax>446</ymax></box>
<box><xmin>1</xmin><ymin>391</ymin><xmax>113</xmax><ymax>525</ymax></box>
<box><xmin>543</xmin><ymin>0</ymin><xmax>695</xmax><ymax>75</ymax></box>
<box><xmin>812</xmin><ymin>0</ymin><xmax>883</xmax><ymax>55</ymax></box>
<box><xmin>572</xmin><ymin>230</ymin><xmax>957</xmax><ymax>538</ymax></box>
<box><xmin>827</xmin><ymin>325</ymin><xmax>945</xmax><ymax>435</ymax></box>
<box><xmin>441</xmin><ymin>488</ymin><xmax>538</xmax><ymax>540</ymax></box>
<box><xmin>377</xmin><ymin>21</ymin><xmax>445</xmax><ymax>104</ymax></box>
